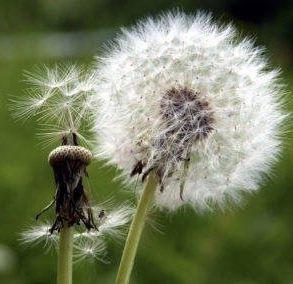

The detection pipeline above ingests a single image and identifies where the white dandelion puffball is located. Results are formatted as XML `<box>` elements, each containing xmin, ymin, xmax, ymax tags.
<box><xmin>94</xmin><ymin>12</ymin><xmax>285</xmax><ymax>211</ymax></box>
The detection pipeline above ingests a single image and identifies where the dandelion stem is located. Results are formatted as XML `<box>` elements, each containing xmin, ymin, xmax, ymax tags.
<box><xmin>57</xmin><ymin>225</ymin><xmax>74</xmax><ymax>284</ymax></box>
<box><xmin>116</xmin><ymin>171</ymin><xmax>157</xmax><ymax>284</ymax></box>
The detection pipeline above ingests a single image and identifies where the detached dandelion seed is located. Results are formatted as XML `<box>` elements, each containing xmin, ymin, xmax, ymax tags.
<box><xmin>93</xmin><ymin>11</ymin><xmax>286</xmax><ymax>284</ymax></box>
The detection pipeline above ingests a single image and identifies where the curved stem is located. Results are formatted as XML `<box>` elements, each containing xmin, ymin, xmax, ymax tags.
<box><xmin>116</xmin><ymin>171</ymin><xmax>158</xmax><ymax>284</ymax></box>
<box><xmin>57</xmin><ymin>225</ymin><xmax>74</xmax><ymax>284</ymax></box>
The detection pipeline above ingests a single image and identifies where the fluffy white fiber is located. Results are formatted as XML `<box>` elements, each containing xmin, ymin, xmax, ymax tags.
<box><xmin>21</xmin><ymin>204</ymin><xmax>133</xmax><ymax>261</ymax></box>
<box><xmin>94</xmin><ymin>11</ymin><xmax>285</xmax><ymax>211</ymax></box>
<box><xmin>11</xmin><ymin>64</ymin><xmax>97</xmax><ymax>148</ymax></box>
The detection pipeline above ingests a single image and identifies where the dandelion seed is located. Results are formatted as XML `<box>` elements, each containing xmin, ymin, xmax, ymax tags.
<box><xmin>94</xmin><ymin>11</ymin><xmax>286</xmax><ymax>211</ymax></box>
<box><xmin>24</xmin><ymin>64</ymin><xmax>80</xmax><ymax>90</ymax></box>
<box><xmin>74</xmin><ymin>239</ymin><xmax>108</xmax><ymax>263</ymax></box>
<box><xmin>21</xmin><ymin>203</ymin><xmax>133</xmax><ymax>260</ymax></box>
<box><xmin>11</xmin><ymin>64</ymin><xmax>97</xmax><ymax>147</ymax></box>
<box><xmin>20</xmin><ymin>223</ymin><xmax>58</xmax><ymax>248</ymax></box>
<box><xmin>75</xmin><ymin>204</ymin><xmax>134</xmax><ymax>241</ymax></box>
<box><xmin>97</xmin><ymin>206</ymin><xmax>134</xmax><ymax>237</ymax></box>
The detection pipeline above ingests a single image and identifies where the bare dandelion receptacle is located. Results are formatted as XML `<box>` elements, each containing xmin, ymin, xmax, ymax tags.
<box><xmin>47</xmin><ymin>142</ymin><xmax>96</xmax><ymax>233</ymax></box>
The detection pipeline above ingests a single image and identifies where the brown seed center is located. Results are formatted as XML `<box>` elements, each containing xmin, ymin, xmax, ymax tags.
<box><xmin>160</xmin><ymin>87</ymin><xmax>213</xmax><ymax>142</ymax></box>
<box><xmin>130</xmin><ymin>87</ymin><xmax>214</xmax><ymax>194</ymax></box>
<box><xmin>155</xmin><ymin>87</ymin><xmax>213</xmax><ymax>163</ymax></box>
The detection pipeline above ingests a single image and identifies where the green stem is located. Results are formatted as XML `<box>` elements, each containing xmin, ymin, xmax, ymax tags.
<box><xmin>116</xmin><ymin>171</ymin><xmax>158</xmax><ymax>284</ymax></box>
<box><xmin>57</xmin><ymin>225</ymin><xmax>74</xmax><ymax>284</ymax></box>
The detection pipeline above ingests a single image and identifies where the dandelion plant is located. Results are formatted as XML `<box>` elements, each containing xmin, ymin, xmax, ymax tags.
<box><xmin>13</xmin><ymin>65</ymin><xmax>132</xmax><ymax>284</ymax></box>
<box><xmin>93</xmin><ymin>12</ymin><xmax>286</xmax><ymax>284</ymax></box>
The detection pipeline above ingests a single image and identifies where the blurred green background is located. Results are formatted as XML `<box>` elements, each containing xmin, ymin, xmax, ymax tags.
<box><xmin>0</xmin><ymin>1</ymin><xmax>292</xmax><ymax>283</ymax></box>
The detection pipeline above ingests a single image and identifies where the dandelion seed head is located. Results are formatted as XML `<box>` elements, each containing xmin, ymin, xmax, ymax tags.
<box><xmin>94</xmin><ymin>11</ymin><xmax>286</xmax><ymax>211</ymax></box>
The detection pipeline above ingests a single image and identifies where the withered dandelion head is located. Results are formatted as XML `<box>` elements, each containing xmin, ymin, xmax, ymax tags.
<box><xmin>46</xmin><ymin>143</ymin><xmax>95</xmax><ymax>233</ymax></box>
<box><xmin>14</xmin><ymin>64</ymin><xmax>133</xmax><ymax>261</ymax></box>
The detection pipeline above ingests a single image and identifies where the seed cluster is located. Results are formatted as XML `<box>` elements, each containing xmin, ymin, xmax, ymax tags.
<box><xmin>133</xmin><ymin>87</ymin><xmax>214</xmax><ymax>192</ymax></box>
<box><xmin>157</xmin><ymin>87</ymin><xmax>213</xmax><ymax>162</ymax></box>
<box><xmin>94</xmin><ymin>11</ymin><xmax>285</xmax><ymax>211</ymax></box>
